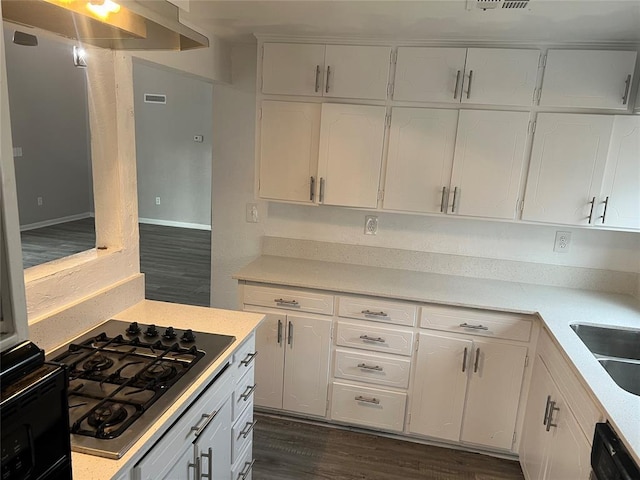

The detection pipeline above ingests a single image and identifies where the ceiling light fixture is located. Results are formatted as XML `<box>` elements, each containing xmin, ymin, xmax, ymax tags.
<box><xmin>86</xmin><ymin>0</ymin><xmax>120</xmax><ymax>19</ymax></box>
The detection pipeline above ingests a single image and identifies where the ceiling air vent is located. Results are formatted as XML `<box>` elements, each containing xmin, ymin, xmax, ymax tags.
<box><xmin>467</xmin><ymin>0</ymin><xmax>531</xmax><ymax>10</ymax></box>
<box><xmin>144</xmin><ymin>94</ymin><xmax>167</xmax><ymax>104</ymax></box>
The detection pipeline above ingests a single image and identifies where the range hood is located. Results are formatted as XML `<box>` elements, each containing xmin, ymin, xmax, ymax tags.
<box><xmin>1</xmin><ymin>0</ymin><xmax>208</xmax><ymax>50</ymax></box>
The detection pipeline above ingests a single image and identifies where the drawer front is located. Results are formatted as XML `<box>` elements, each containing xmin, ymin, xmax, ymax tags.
<box><xmin>232</xmin><ymin>440</ymin><xmax>254</xmax><ymax>480</ymax></box>
<box><xmin>420</xmin><ymin>305</ymin><xmax>533</xmax><ymax>342</ymax></box>
<box><xmin>338</xmin><ymin>296</ymin><xmax>417</xmax><ymax>326</ymax></box>
<box><xmin>234</xmin><ymin>334</ymin><xmax>257</xmax><ymax>377</ymax></box>
<box><xmin>233</xmin><ymin>364</ymin><xmax>256</xmax><ymax>421</ymax></box>
<box><xmin>334</xmin><ymin>348</ymin><xmax>411</xmax><ymax>389</ymax></box>
<box><xmin>232</xmin><ymin>399</ymin><xmax>255</xmax><ymax>464</ymax></box>
<box><xmin>244</xmin><ymin>285</ymin><xmax>334</xmax><ymax>315</ymax></box>
<box><xmin>336</xmin><ymin>320</ymin><xmax>415</xmax><ymax>356</ymax></box>
<box><xmin>330</xmin><ymin>382</ymin><xmax>406</xmax><ymax>432</ymax></box>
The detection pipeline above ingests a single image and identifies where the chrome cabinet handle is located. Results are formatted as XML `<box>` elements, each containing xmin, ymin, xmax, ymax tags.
<box><xmin>474</xmin><ymin>347</ymin><xmax>480</xmax><ymax>373</ymax></box>
<box><xmin>240</xmin><ymin>351</ymin><xmax>257</xmax><ymax>366</ymax></box>
<box><xmin>325</xmin><ymin>66</ymin><xmax>331</xmax><ymax>93</ymax></box>
<box><xmin>239</xmin><ymin>420</ymin><xmax>257</xmax><ymax>439</ymax></box>
<box><xmin>453</xmin><ymin>70</ymin><xmax>462</xmax><ymax>99</ymax></box>
<box><xmin>466</xmin><ymin>70</ymin><xmax>474</xmax><ymax>99</ymax></box>
<box><xmin>546</xmin><ymin>400</ymin><xmax>559</xmax><ymax>432</ymax></box>
<box><xmin>355</xmin><ymin>395</ymin><xmax>380</xmax><ymax>405</ymax></box>
<box><xmin>588</xmin><ymin>196</ymin><xmax>596</xmax><ymax>223</ymax></box>
<box><xmin>315</xmin><ymin>65</ymin><xmax>321</xmax><ymax>93</ymax></box>
<box><xmin>200</xmin><ymin>447</ymin><xmax>213</xmax><ymax>480</ymax></box>
<box><xmin>319</xmin><ymin>177</ymin><xmax>325</xmax><ymax>203</ymax></box>
<box><xmin>359</xmin><ymin>335</ymin><xmax>385</xmax><ymax>343</ymax></box>
<box><xmin>440</xmin><ymin>186</ymin><xmax>448</xmax><ymax>213</ymax></box>
<box><xmin>462</xmin><ymin>347</ymin><xmax>468</xmax><ymax>373</ymax></box>
<box><xmin>459</xmin><ymin>322</ymin><xmax>489</xmax><ymax>331</ymax></box>
<box><xmin>357</xmin><ymin>363</ymin><xmax>383</xmax><ymax>372</ymax></box>
<box><xmin>622</xmin><ymin>74</ymin><xmax>632</xmax><ymax>105</ymax></box>
<box><xmin>600</xmin><ymin>196</ymin><xmax>609</xmax><ymax>224</ymax></box>
<box><xmin>288</xmin><ymin>321</ymin><xmax>293</xmax><ymax>346</ymax></box>
<box><xmin>191</xmin><ymin>409</ymin><xmax>220</xmax><ymax>438</ymax></box>
<box><xmin>361</xmin><ymin>309</ymin><xmax>388</xmax><ymax>318</ymax></box>
<box><xmin>274</xmin><ymin>298</ymin><xmax>299</xmax><ymax>306</ymax></box>
<box><xmin>237</xmin><ymin>459</ymin><xmax>255</xmax><ymax>480</ymax></box>
<box><xmin>310</xmin><ymin>176</ymin><xmax>315</xmax><ymax>202</ymax></box>
<box><xmin>277</xmin><ymin>319</ymin><xmax>283</xmax><ymax>345</ymax></box>
<box><xmin>239</xmin><ymin>384</ymin><xmax>257</xmax><ymax>402</ymax></box>
<box><xmin>189</xmin><ymin>457</ymin><xmax>201</xmax><ymax>480</ymax></box>
<box><xmin>451</xmin><ymin>187</ymin><xmax>458</xmax><ymax>213</ymax></box>
<box><xmin>543</xmin><ymin>395</ymin><xmax>552</xmax><ymax>426</ymax></box>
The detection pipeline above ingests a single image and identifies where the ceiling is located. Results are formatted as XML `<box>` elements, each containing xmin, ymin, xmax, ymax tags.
<box><xmin>182</xmin><ymin>0</ymin><xmax>640</xmax><ymax>44</ymax></box>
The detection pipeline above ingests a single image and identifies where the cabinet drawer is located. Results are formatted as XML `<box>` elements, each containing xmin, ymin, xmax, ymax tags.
<box><xmin>234</xmin><ymin>334</ymin><xmax>257</xmax><ymax>377</ymax></box>
<box><xmin>336</xmin><ymin>320</ymin><xmax>415</xmax><ymax>356</ymax></box>
<box><xmin>244</xmin><ymin>285</ymin><xmax>334</xmax><ymax>315</ymax></box>
<box><xmin>233</xmin><ymin>364</ymin><xmax>256</xmax><ymax>421</ymax></box>
<box><xmin>334</xmin><ymin>348</ymin><xmax>411</xmax><ymax>389</ymax></box>
<box><xmin>338</xmin><ymin>296</ymin><xmax>417</xmax><ymax>326</ymax></box>
<box><xmin>231</xmin><ymin>439</ymin><xmax>254</xmax><ymax>480</ymax></box>
<box><xmin>232</xmin><ymin>400</ymin><xmax>255</xmax><ymax>464</ymax></box>
<box><xmin>420</xmin><ymin>305</ymin><xmax>533</xmax><ymax>342</ymax></box>
<box><xmin>330</xmin><ymin>382</ymin><xmax>406</xmax><ymax>432</ymax></box>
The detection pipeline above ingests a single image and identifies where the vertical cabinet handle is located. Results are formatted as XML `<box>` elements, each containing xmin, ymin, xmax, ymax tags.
<box><xmin>310</xmin><ymin>176</ymin><xmax>315</xmax><ymax>202</ymax></box>
<box><xmin>287</xmin><ymin>321</ymin><xmax>293</xmax><ymax>346</ymax></box>
<box><xmin>325</xmin><ymin>66</ymin><xmax>331</xmax><ymax>93</ymax></box>
<box><xmin>543</xmin><ymin>395</ymin><xmax>552</xmax><ymax>426</ymax></box>
<box><xmin>546</xmin><ymin>401</ymin><xmax>559</xmax><ymax>432</ymax></box>
<box><xmin>319</xmin><ymin>177</ymin><xmax>325</xmax><ymax>203</ymax></box>
<box><xmin>277</xmin><ymin>319</ymin><xmax>283</xmax><ymax>345</ymax></box>
<box><xmin>189</xmin><ymin>457</ymin><xmax>201</xmax><ymax>479</ymax></box>
<box><xmin>588</xmin><ymin>196</ymin><xmax>596</xmax><ymax>223</ymax></box>
<box><xmin>622</xmin><ymin>74</ymin><xmax>632</xmax><ymax>105</ymax></box>
<box><xmin>462</xmin><ymin>347</ymin><xmax>468</xmax><ymax>372</ymax></box>
<box><xmin>453</xmin><ymin>70</ymin><xmax>462</xmax><ymax>99</ymax></box>
<box><xmin>440</xmin><ymin>186</ymin><xmax>448</xmax><ymax>213</ymax></box>
<box><xmin>466</xmin><ymin>70</ymin><xmax>474</xmax><ymax>99</ymax></box>
<box><xmin>451</xmin><ymin>187</ymin><xmax>459</xmax><ymax>213</ymax></box>
<box><xmin>474</xmin><ymin>347</ymin><xmax>480</xmax><ymax>373</ymax></box>
<box><xmin>315</xmin><ymin>65</ymin><xmax>321</xmax><ymax>93</ymax></box>
<box><xmin>201</xmin><ymin>447</ymin><xmax>213</xmax><ymax>480</ymax></box>
<box><xmin>600</xmin><ymin>196</ymin><xmax>609</xmax><ymax>224</ymax></box>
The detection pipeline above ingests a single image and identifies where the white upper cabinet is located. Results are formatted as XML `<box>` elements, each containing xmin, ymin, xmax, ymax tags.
<box><xmin>599</xmin><ymin>116</ymin><xmax>640</xmax><ymax>229</ymax></box>
<box><xmin>449</xmin><ymin>110</ymin><xmax>530</xmax><ymax>219</ymax></box>
<box><xmin>259</xmin><ymin>101</ymin><xmax>321</xmax><ymax>203</ymax></box>
<box><xmin>383</xmin><ymin>108</ymin><xmax>459</xmax><ymax>213</ymax></box>
<box><xmin>261</xmin><ymin>43</ymin><xmax>391</xmax><ymax>100</ymax></box>
<box><xmin>317</xmin><ymin>103</ymin><xmax>387</xmax><ymax>208</ymax></box>
<box><xmin>522</xmin><ymin>113</ymin><xmax>614</xmax><ymax>226</ymax></box>
<box><xmin>540</xmin><ymin>50</ymin><xmax>637</xmax><ymax>110</ymax></box>
<box><xmin>393</xmin><ymin>47</ymin><xmax>539</xmax><ymax>106</ymax></box>
<box><xmin>262</xmin><ymin>43</ymin><xmax>326</xmax><ymax>96</ymax></box>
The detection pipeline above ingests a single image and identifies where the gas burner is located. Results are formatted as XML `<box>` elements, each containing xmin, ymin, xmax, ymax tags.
<box><xmin>145</xmin><ymin>325</ymin><xmax>159</xmax><ymax>338</ymax></box>
<box><xmin>162</xmin><ymin>327</ymin><xmax>177</xmax><ymax>340</ymax></box>
<box><xmin>126</xmin><ymin>322</ymin><xmax>141</xmax><ymax>335</ymax></box>
<box><xmin>87</xmin><ymin>404</ymin><xmax>128</xmax><ymax>428</ymax></box>
<box><xmin>181</xmin><ymin>329</ymin><xmax>196</xmax><ymax>343</ymax></box>
<box><xmin>83</xmin><ymin>355</ymin><xmax>114</xmax><ymax>372</ymax></box>
<box><xmin>140</xmin><ymin>363</ymin><xmax>177</xmax><ymax>383</ymax></box>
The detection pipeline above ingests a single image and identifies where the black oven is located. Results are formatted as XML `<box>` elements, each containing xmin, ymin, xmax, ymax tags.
<box><xmin>1</xmin><ymin>342</ymin><xmax>72</xmax><ymax>480</ymax></box>
<box><xmin>591</xmin><ymin>422</ymin><xmax>639</xmax><ymax>480</ymax></box>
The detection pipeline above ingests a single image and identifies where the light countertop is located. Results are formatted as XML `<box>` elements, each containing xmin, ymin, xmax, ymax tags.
<box><xmin>234</xmin><ymin>255</ymin><xmax>640</xmax><ymax>463</ymax></box>
<box><xmin>66</xmin><ymin>300</ymin><xmax>264</xmax><ymax>480</ymax></box>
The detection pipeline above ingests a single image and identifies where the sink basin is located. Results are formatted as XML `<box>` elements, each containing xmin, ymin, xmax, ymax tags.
<box><xmin>570</xmin><ymin>324</ymin><xmax>640</xmax><ymax>361</ymax></box>
<box><xmin>599</xmin><ymin>359</ymin><xmax>640</xmax><ymax>396</ymax></box>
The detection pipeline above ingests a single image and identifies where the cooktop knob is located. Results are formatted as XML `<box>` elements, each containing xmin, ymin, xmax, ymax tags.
<box><xmin>162</xmin><ymin>327</ymin><xmax>177</xmax><ymax>340</ymax></box>
<box><xmin>181</xmin><ymin>329</ymin><xmax>196</xmax><ymax>343</ymax></box>
<box><xmin>126</xmin><ymin>322</ymin><xmax>141</xmax><ymax>335</ymax></box>
<box><xmin>145</xmin><ymin>324</ymin><xmax>159</xmax><ymax>337</ymax></box>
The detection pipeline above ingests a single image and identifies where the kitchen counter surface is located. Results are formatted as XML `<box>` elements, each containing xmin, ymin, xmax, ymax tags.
<box><xmin>67</xmin><ymin>300</ymin><xmax>264</xmax><ymax>480</ymax></box>
<box><xmin>234</xmin><ymin>255</ymin><xmax>640</xmax><ymax>463</ymax></box>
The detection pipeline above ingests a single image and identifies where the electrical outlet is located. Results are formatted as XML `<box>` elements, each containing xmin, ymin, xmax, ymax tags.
<box><xmin>364</xmin><ymin>215</ymin><xmax>378</xmax><ymax>235</ymax></box>
<box><xmin>155</xmin><ymin>197</ymin><xmax>161</xmax><ymax>205</ymax></box>
<box><xmin>37</xmin><ymin>196</ymin><xmax>43</xmax><ymax>206</ymax></box>
<box><xmin>246</xmin><ymin>203</ymin><xmax>258</xmax><ymax>223</ymax></box>
<box><xmin>193</xmin><ymin>135</ymin><xmax>204</xmax><ymax>143</ymax></box>
<box><xmin>13</xmin><ymin>147</ymin><xmax>22</xmax><ymax>157</ymax></box>
<box><xmin>554</xmin><ymin>231</ymin><xmax>571</xmax><ymax>253</ymax></box>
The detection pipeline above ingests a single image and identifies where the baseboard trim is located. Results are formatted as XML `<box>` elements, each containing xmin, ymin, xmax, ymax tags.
<box><xmin>20</xmin><ymin>213</ymin><xmax>93</xmax><ymax>232</ymax></box>
<box><xmin>138</xmin><ymin>217</ymin><xmax>211</xmax><ymax>231</ymax></box>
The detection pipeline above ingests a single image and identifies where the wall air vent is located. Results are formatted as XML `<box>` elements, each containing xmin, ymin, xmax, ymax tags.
<box><xmin>467</xmin><ymin>0</ymin><xmax>531</xmax><ymax>10</ymax></box>
<box><xmin>144</xmin><ymin>94</ymin><xmax>167</xmax><ymax>104</ymax></box>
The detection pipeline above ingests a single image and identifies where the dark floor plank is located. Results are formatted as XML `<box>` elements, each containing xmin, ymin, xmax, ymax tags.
<box><xmin>253</xmin><ymin>414</ymin><xmax>525</xmax><ymax>480</ymax></box>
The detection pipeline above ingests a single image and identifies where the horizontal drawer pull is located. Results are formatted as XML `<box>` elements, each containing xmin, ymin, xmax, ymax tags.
<box><xmin>459</xmin><ymin>322</ymin><xmax>489</xmax><ymax>331</ymax></box>
<box><xmin>357</xmin><ymin>363</ymin><xmax>383</xmax><ymax>372</ymax></box>
<box><xmin>238</xmin><ymin>420</ymin><xmax>257</xmax><ymax>439</ymax></box>
<box><xmin>237</xmin><ymin>459</ymin><xmax>255</xmax><ymax>480</ymax></box>
<box><xmin>190</xmin><ymin>409</ymin><xmax>219</xmax><ymax>438</ymax></box>
<box><xmin>361</xmin><ymin>309</ymin><xmax>388</xmax><ymax>317</ymax></box>
<box><xmin>355</xmin><ymin>395</ymin><xmax>380</xmax><ymax>405</ymax></box>
<box><xmin>274</xmin><ymin>298</ymin><xmax>299</xmax><ymax>306</ymax></box>
<box><xmin>239</xmin><ymin>384</ymin><xmax>257</xmax><ymax>402</ymax></box>
<box><xmin>359</xmin><ymin>335</ymin><xmax>386</xmax><ymax>343</ymax></box>
<box><xmin>240</xmin><ymin>351</ymin><xmax>258</xmax><ymax>366</ymax></box>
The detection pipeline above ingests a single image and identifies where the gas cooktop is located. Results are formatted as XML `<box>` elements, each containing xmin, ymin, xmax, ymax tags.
<box><xmin>47</xmin><ymin>320</ymin><xmax>235</xmax><ymax>459</ymax></box>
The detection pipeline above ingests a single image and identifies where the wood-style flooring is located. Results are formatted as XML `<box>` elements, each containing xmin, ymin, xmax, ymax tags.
<box><xmin>253</xmin><ymin>414</ymin><xmax>525</xmax><ymax>480</ymax></box>
<box><xmin>20</xmin><ymin>218</ymin><xmax>211</xmax><ymax>306</ymax></box>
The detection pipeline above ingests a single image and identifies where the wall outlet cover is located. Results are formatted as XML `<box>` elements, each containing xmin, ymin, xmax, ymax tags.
<box><xmin>365</xmin><ymin>215</ymin><xmax>378</xmax><ymax>235</ymax></box>
<box><xmin>554</xmin><ymin>231</ymin><xmax>572</xmax><ymax>253</ymax></box>
<box><xmin>246</xmin><ymin>203</ymin><xmax>259</xmax><ymax>223</ymax></box>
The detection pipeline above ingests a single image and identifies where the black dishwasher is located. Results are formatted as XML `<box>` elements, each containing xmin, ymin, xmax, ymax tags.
<box><xmin>591</xmin><ymin>422</ymin><xmax>639</xmax><ymax>480</ymax></box>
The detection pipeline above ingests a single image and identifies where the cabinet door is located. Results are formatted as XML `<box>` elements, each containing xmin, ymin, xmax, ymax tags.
<box><xmin>251</xmin><ymin>312</ymin><xmax>285</xmax><ymax>409</ymax></box>
<box><xmin>318</xmin><ymin>103</ymin><xmax>387</xmax><ymax>208</ymax></box>
<box><xmin>540</xmin><ymin>50</ymin><xmax>637</xmax><ymax>110</ymax></box>
<box><xmin>383</xmin><ymin>108</ymin><xmax>458</xmax><ymax>213</ymax></box>
<box><xmin>393</xmin><ymin>47</ymin><xmax>467</xmax><ymax>103</ymax></box>
<box><xmin>463</xmin><ymin>48</ymin><xmax>540</xmax><ymax>106</ymax></box>
<box><xmin>409</xmin><ymin>332</ymin><xmax>471</xmax><ymax>442</ymax></box>
<box><xmin>259</xmin><ymin>101</ymin><xmax>321</xmax><ymax>203</ymax></box>
<box><xmin>323</xmin><ymin>45</ymin><xmax>391</xmax><ymax>100</ymax></box>
<box><xmin>450</xmin><ymin>110</ymin><xmax>530</xmax><ymax>220</ymax></box>
<box><xmin>282</xmin><ymin>315</ymin><xmax>332</xmax><ymax>417</ymax></box>
<box><xmin>461</xmin><ymin>340</ymin><xmax>528</xmax><ymax>450</ymax></box>
<box><xmin>196</xmin><ymin>399</ymin><xmax>232</xmax><ymax>480</ymax></box>
<box><xmin>522</xmin><ymin>113</ymin><xmax>614</xmax><ymax>225</ymax></box>
<box><xmin>161</xmin><ymin>445</ymin><xmax>196</xmax><ymax>480</ymax></box>
<box><xmin>261</xmin><ymin>43</ymin><xmax>325</xmax><ymax>96</ymax></box>
<box><xmin>600</xmin><ymin>116</ymin><xmax>640</xmax><ymax>229</ymax></box>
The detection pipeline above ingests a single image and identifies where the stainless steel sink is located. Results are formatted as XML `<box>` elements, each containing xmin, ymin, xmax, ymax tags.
<box><xmin>570</xmin><ymin>323</ymin><xmax>640</xmax><ymax>396</ymax></box>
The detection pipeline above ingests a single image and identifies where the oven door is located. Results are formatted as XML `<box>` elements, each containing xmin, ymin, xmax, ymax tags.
<box><xmin>591</xmin><ymin>422</ymin><xmax>639</xmax><ymax>480</ymax></box>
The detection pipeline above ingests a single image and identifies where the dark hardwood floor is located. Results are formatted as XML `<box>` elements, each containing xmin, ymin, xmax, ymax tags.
<box><xmin>20</xmin><ymin>218</ymin><xmax>211</xmax><ymax>306</ymax></box>
<box><xmin>253</xmin><ymin>414</ymin><xmax>525</xmax><ymax>480</ymax></box>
